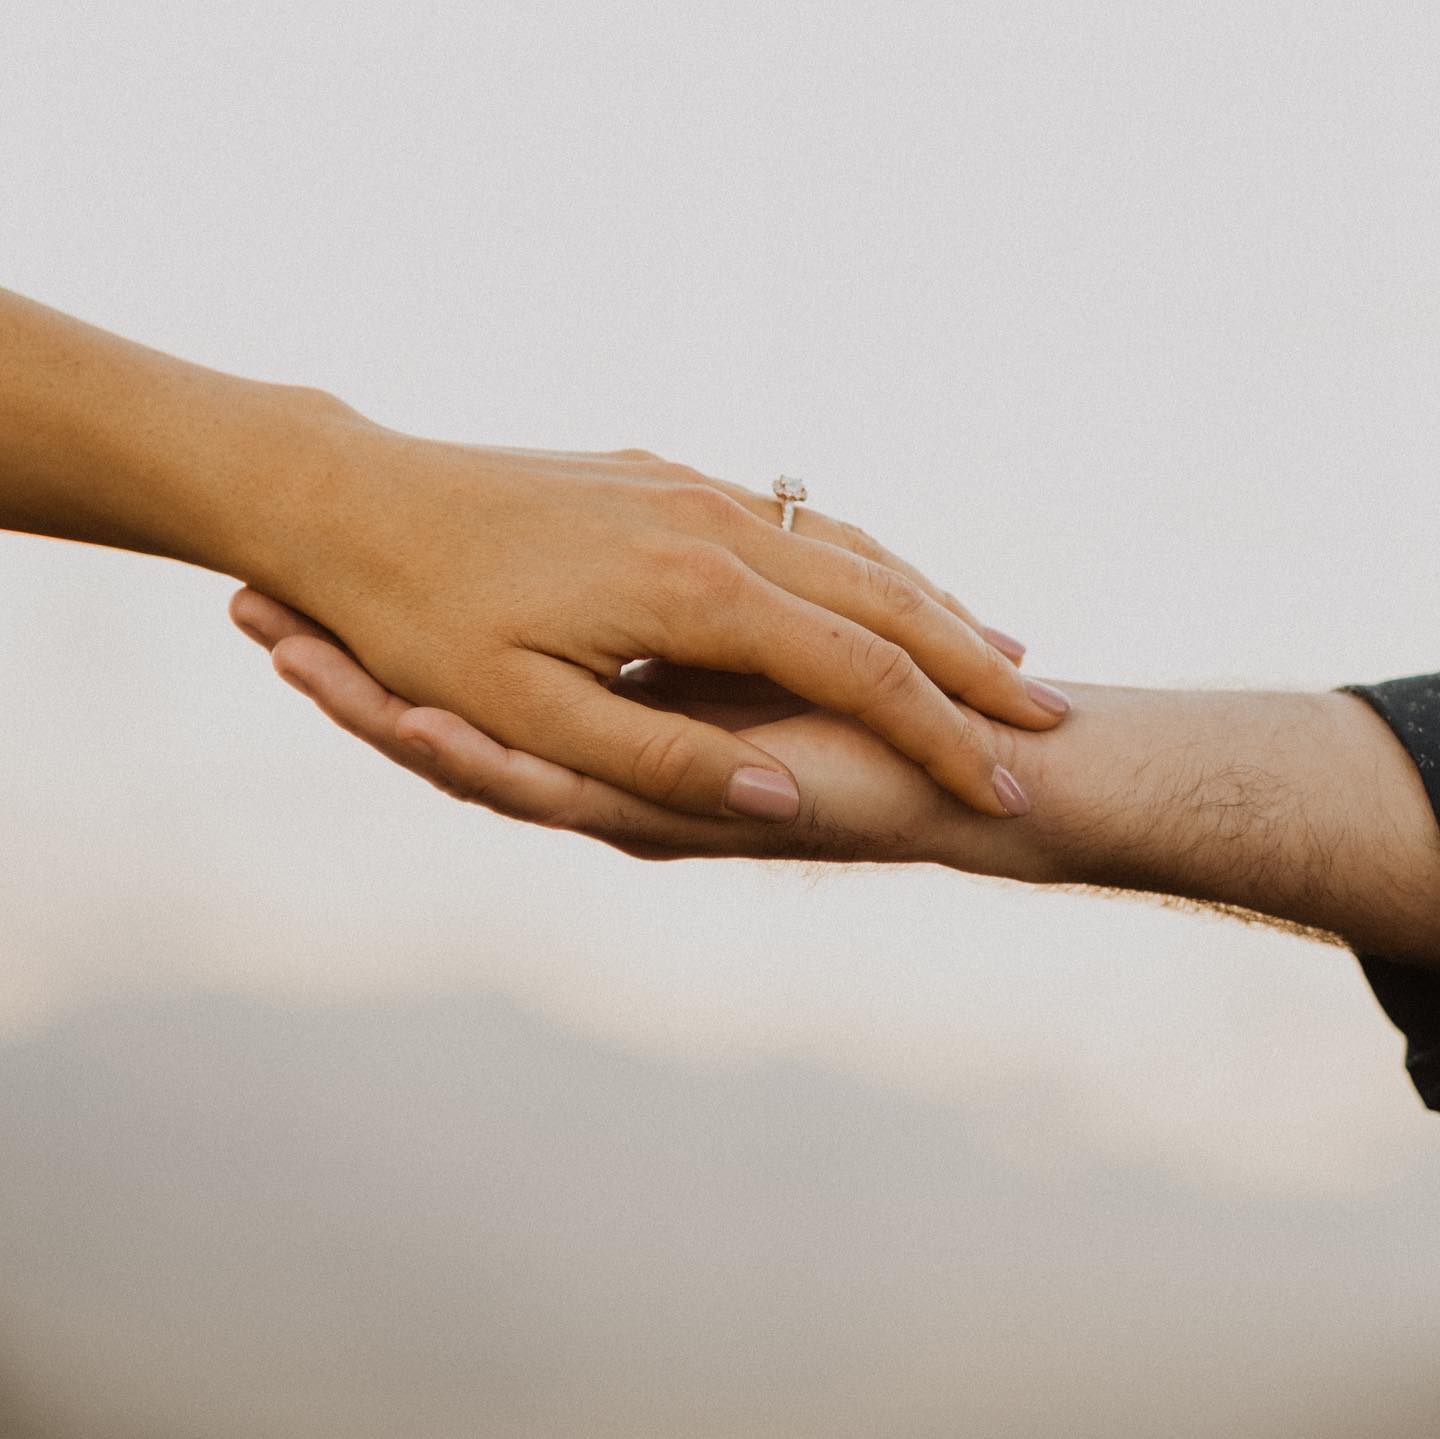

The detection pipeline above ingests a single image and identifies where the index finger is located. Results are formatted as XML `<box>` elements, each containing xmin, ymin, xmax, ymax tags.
<box><xmin>658</xmin><ymin>573</ymin><xmax>1030</xmax><ymax>819</ymax></box>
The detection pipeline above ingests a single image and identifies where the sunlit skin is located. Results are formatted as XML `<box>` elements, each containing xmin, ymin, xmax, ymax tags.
<box><xmin>234</xmin><ymin>586</ymin><xmax>1440</xmax><ymax>968</ymax></box>
<box><xmin>0</xmin><ymin>288</ymin><xmax>1070</xmax><ymax>824</ymax></box>
<box><xmin>4</xmin><ymin>284</ymin><xmax>1435</xmax><ymax>965</ymax></box>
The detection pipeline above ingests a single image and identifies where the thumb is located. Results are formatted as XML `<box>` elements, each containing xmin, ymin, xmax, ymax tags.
<box><xmin>512</xmin><ymin>660</ymin><xmax>801</xmax><ymax>821</ymax></box>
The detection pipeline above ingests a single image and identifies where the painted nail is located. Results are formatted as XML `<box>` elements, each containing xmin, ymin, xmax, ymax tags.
<box><xmin>983</xmin><ymin>626</ymin><xmax>1026</xmax><ymax>665</ymax></box>
<box><xmin>1024</xmin><ymin>679</ymin><xmax>1072</xmax><ymax>716</ymax></box>
<box><xmin>992</xmin><ymin>765</ymin><xmax>1032</xmax><ymax>817</ymax></box>
<box><xmin>726</xmin><ymin>766</ymin><xmax>800</xmax><ymax>822</ymax></box>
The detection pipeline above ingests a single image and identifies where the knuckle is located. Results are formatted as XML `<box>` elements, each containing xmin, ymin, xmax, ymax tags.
<box><xmin>659</xmin><ymin>458</ymin><xmax>704</xmax><ymax>482</ymax></box>
<box><xmin>971</xmin><ymin>635</ymin><xmax>1018</xmax><ymax>693</ymax></box>
<box><xmin>838</xmin><ymin>519</ymin><xmax>882</xmax><ymax>560</ymax></box>
<box><xmin>986</xmin><ymin>639</ymin><xmax>1017</xmax><ymax>682</ymax></box>
<box><xmin>666</xmin><ymin>480</ymin><xmax>739</xmax><ymax>531</ymax></box>
<box><xmin>629</xmin><ymin>726</ymin><xmax>702</xmax><ymax>802</ymax></box>
<box><xmin>946</xmin><ymin>706</ymin><xmax>993</xmax><ymax>767</ymax></box>
<box><xmin>681</xmin><ymin>543</ymin><xmax>749</xmax><ymax>605</ymax></box>
<box><xmin>853</xmin><ymin>632</ymin><xmax>917</xmax><ymax>703</ymax></box>
<box><xmin>531</xmin><ymin>802</ymin><xmax>578</xmax><ymax>830</ymax></box>
<box><xmin>612</xmin><ymin>447</ymin><xmax>660</xmax><ymax>461</ymax></box>
<box><xmin>275</xmin><ymin>384</ymin><xmax>359</xmax><ymax>420</ymax></box>
<box><xmin>631</xmin><ymin>539</ymin><xmax>692</xmax><ymax>616</ymax></box>
<box><xmin>864</xmin><ymin>561</ymin><xmax>926</xmax><ymax>619</ymax></box>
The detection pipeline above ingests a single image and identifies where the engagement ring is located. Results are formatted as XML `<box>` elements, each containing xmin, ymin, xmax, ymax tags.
<box><xmin>772</xmin><ymin>475</ymin><xmax>808</xmax><ymax>532</ymax></box>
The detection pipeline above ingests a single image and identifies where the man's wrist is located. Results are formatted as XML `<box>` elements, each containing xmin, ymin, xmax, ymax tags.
<box><xmin>986</xmin><ymin>683</ymin><xmax>1440</xmax><ymax>963</ymax></box>
<box><xmin>1009</xmin><ymin>685</ymin><xmax>1313</xmax><ymax>895</ymax></box>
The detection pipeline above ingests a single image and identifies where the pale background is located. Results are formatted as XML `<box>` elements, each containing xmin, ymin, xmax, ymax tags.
<box><xmin>2</xmin><ymin>2</ymin><xmax>1439</xmax><ymax>1435</ymax></box>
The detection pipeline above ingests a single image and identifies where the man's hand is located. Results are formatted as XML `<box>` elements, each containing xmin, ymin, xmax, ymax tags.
<box><xmin>230</xmin><ymin>587</ymin><xmax>1026</xmax><ymax>869</ymax></box>
<box><xmin>233</xmin><ymin>588</ymin><xmax>1440</xmax><ymax>967</ymax></box>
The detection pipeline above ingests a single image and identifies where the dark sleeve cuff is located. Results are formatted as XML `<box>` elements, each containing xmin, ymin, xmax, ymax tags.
<box><xmin>1343</xmin><ymin>674</ymin><xmax>1440</xmax><ymax>1111</ymax></box>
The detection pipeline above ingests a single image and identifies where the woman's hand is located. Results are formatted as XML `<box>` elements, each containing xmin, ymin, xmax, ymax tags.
<box><xmin>240</xmin><ymin>427</ymin><xmax>1068</xmax><ymax>821</ymax></box>
<box><xmin>0</xmin><ymin>290</ymin><xmax>1065</xmax><ymax>820</ymax></box>
<box><xmin>231</xmin><ymin>589</ymin><xmax>1056</xmax><ymax>871</ymax></box>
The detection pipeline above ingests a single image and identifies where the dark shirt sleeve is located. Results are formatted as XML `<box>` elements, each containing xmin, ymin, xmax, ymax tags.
<box><xmin>1342</xmin><ymin>674</ymin><xmax>1440</xmax><ymax>1111</ymax></box>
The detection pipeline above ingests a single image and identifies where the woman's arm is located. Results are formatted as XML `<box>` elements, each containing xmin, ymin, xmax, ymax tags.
<box><xmin>0</xmin><ymin>287</ymin><xmax>336</xmax><ymax>570</ymax></box>
<box><xmin>1</xmin><ymin>288</ymin><xmax>1070</xmax><ymax>819</ymax></box>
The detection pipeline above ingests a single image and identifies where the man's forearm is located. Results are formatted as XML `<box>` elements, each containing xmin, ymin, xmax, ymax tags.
<box><xmin>999</xmin><ymin>685</ymin><xmax>1440</xmax><ymax>966</ymax></box>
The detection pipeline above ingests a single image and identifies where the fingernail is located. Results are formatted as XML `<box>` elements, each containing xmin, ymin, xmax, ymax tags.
<box><xmin>726</xmin><ymin>766</ymin><xmax>800</xmax><ymax>822</ymax></box>
<box><xmin>1024</xmin><ymin>679</ymin><xmax>1072</xmax><ymax>716</ymax></box>
<box><xmin>404</xmin><ymin>733</ymin><xmax>436</xmax><ymax>761</ymax></box>
<box><xmin>983</xmin><ymin>626</ymin><xmax>1026</xmax><ymax>664</ymax></box>
<box><xmin>237</xmin><ymin>622</ymin><xmax>269</xmax><ymax>647</ymax></box>
<box><xmin>276</xmin><ymin>667</ymin><xmax>312</xmax><ymax>699</ymax></box>
<box><xmin>992</xmin><ymin>765</ymin><xmax>1032</xmax><ymax>817</ymax></box>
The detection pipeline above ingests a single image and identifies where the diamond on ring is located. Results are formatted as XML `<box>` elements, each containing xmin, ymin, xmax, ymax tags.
<box><xmin>772</xmin><ymin>474</ymin><xmax>808</xmax><ymax>531</ymax></box>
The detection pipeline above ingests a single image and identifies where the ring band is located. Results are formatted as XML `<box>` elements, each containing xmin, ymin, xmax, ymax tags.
<box><xmin>772</xmin><ymin>475</ymin><xmax>808</xmax><ymax>532</ymax></box>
